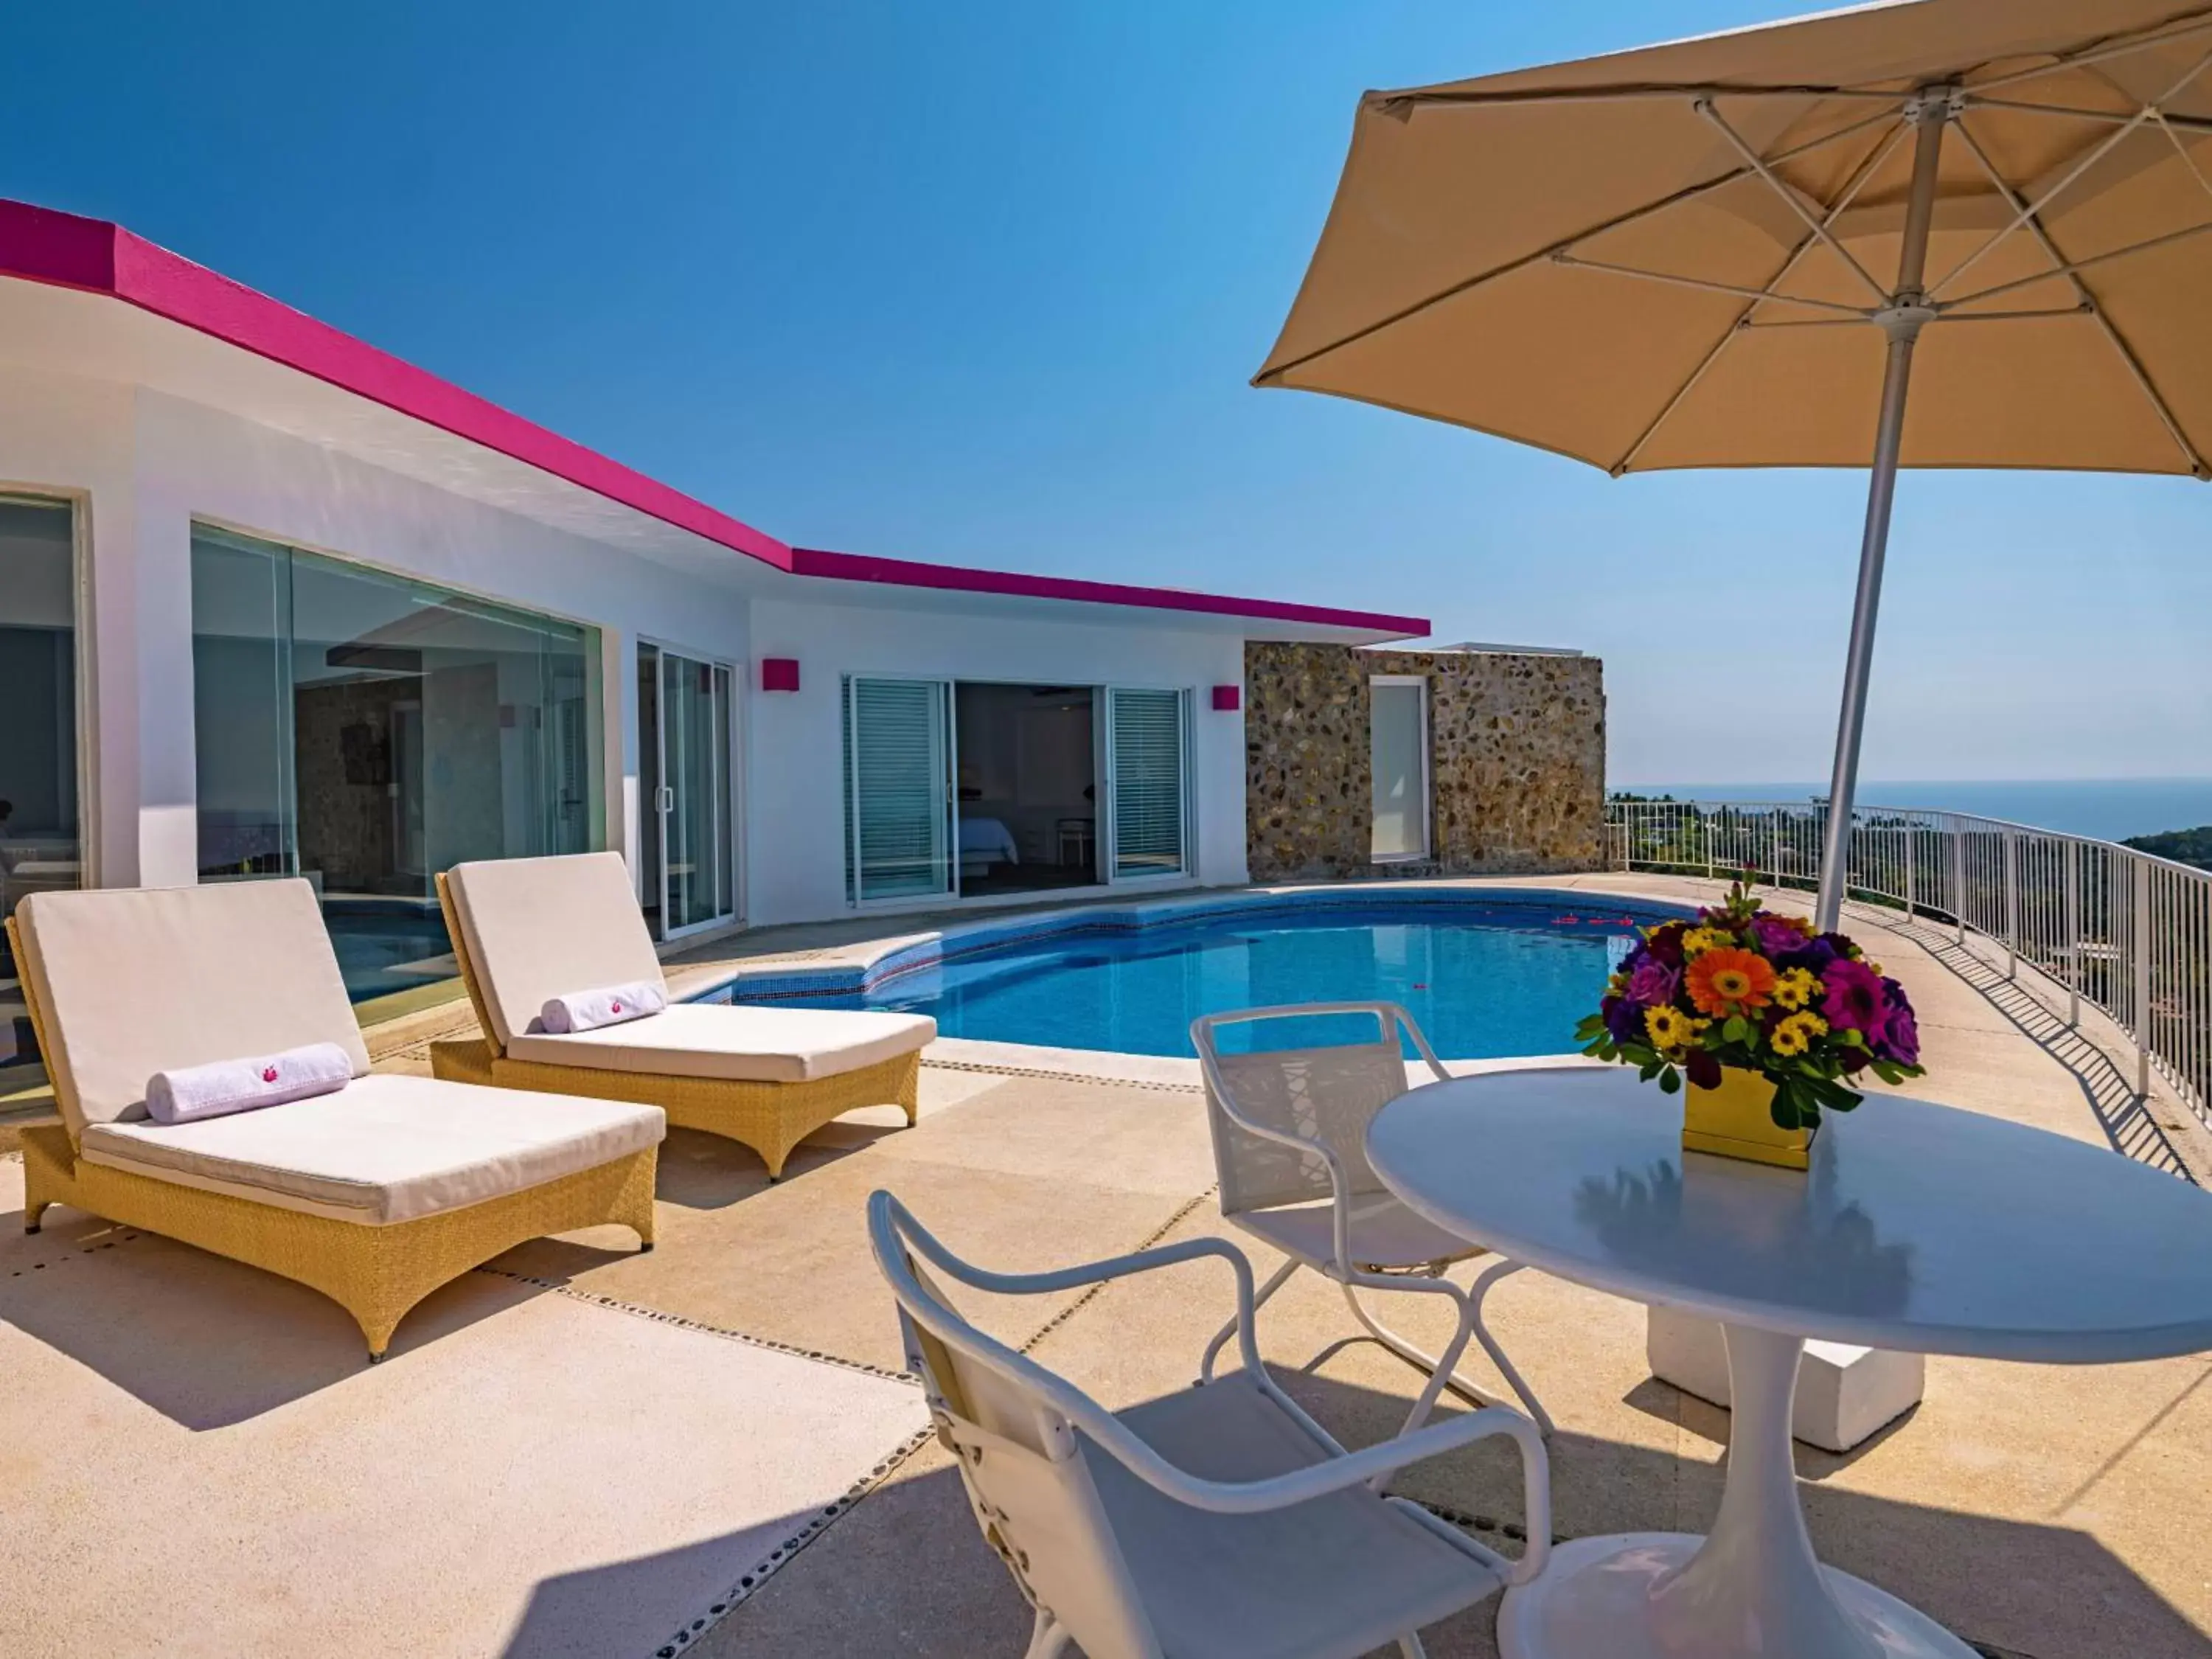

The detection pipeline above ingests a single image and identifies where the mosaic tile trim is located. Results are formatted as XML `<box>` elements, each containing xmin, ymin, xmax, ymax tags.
<box><xmin>644</xmin><ymin>1422</ymin><xmax>936</xmax><ymax>1659</ymax></box>
<box><xmin>471</xmin><ymin>1265</ymin><xmax>923</xmax><ymax>1388</ymax></box>
<box><xmin>692</xmin><ymin>886</ymin><xmax>1694</xmax><ymax>1006</ymax></box>
<box><xmin>920</xmin><ymin>1057</ymin><xmax>1203</xmax><ymax>1095</ymax></box>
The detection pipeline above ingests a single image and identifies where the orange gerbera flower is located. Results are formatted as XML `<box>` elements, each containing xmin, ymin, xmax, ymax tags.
<box><xmin>1685</xmin><ymin>947</ymin><xmax>1777</xmax><ymax>1016</ymax></box>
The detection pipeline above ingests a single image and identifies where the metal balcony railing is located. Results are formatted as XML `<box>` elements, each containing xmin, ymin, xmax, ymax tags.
<box><xmin>1604</xmin><ymin>796</ymin><xmax>2212</xmax><ymax>1130</ymax></box>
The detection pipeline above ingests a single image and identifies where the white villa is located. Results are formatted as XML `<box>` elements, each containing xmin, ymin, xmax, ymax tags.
<box><xmin>0</xmin><ymin>197</ymin><xmax>1423</xmax><ymax>1008</ymax></box>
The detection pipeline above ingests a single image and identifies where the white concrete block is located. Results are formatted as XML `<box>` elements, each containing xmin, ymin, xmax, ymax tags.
<box><xmin>1646</xmin><ymin>1304</ymin><xmax>1925</xmax><ymax>1453</ymax></box>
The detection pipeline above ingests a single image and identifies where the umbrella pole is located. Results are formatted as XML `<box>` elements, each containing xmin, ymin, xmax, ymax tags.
<box><xmin>1814</xmin><ymin>91</ymin><xmax>1952</xmax><ymax>933</ymax></box>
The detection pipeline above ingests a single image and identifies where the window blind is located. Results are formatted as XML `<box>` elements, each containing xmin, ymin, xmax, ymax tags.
<box><xmin>846</xmin><ymin>678</ymin><xmax>952</xmax><ymax>900</ymax></box>
<box><xmin>1109</xmin><ymin>688</ymin><xmax>1186</xmax><ymax>878</ymax></box>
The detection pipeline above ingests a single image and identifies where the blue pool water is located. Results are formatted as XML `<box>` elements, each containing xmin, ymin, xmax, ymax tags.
<box><xmin>782</xmin><ymin>902</ymin><xmax>1650</xmax><ymax>1059</ymax></box>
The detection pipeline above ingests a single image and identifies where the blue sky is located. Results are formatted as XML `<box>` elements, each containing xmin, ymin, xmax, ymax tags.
<box><xmin>5</xmin><ymin>1</ymin><xmax>2207</xmax><ymax>785</ymax></box>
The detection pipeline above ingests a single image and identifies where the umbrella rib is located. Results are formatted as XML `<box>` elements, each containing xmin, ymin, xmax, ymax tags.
<box><xmin>1963</xmin><ymin>94</ymin><xmax>2212</xmax><ymax>137</ymax></box>
<box><xmin>1253</xmin><ymin>99</ymin><xmax>1905</xmax><ymax>386</ymax></box>
<box><xmin>1549</xmin><ymin>254</ymin><xmax>1871</xmax><ymax>316</ymax></box>
<box><xmin>1941</xmin><ymin>216</ymin><xmax>2212</xmax><ymax>309</ymax></box>
<box><xmin>1947</xmin><ymin>115</ymin><xmax>2208</xmax><ymax>477</ymax></box>
<box><xmin>1611</xmin><ymin>118</ymin><xmax>1910</xmax><ymax>476</ymax></box>
<box><xmin>1374</xmin><ymin>83</ymin><xmax>1909</xmax><ymax>113</ymax></box>
<box><xmin>1694</xmin><ymin>99</ymin><xmax>1891</xmax><ymax>302</ymax></box>
<box><xmin>1966</xmin><ymin>8</ymin><xmax>2212</xmax><ymax>97</ymax></box>
<box><xmin>2151</xmin><ymin>106</ymin><xmax>2212</xmax><ymax>204</ymax></box>
<box><xmin>1928</xmin><ymin>44</ymin><xmax>2212</xmax><ymax>301</ymax></box>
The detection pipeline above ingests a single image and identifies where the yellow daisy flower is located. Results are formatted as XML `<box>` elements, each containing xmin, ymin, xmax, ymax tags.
<box><xmin>1681</xmin><ymin>927</ymin><xmax>1731</xmax><ymax>958</ymax></box>
<box><xmin>1769</xmin><ymin>1010</ymin><xmax>1829</xmax><ymax>1057</ymax></box>
<box><xmin>1644</xmin><ymin>1005</ymin><xmax>1693</xmax><ymax>1049</ymax></box>
<box><xmin>1772</xmin><ymin>968</ymin><xmax>1820</xmax><ymax>1011</ymax></box>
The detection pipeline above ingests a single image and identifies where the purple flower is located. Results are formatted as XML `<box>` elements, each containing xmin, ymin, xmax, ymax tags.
<box><xmin>1601</xmin><ymin>995</ymin><xmax>1644</xmax><ymax>1046</ymax></box>
<box><xmin>1749</xmin><ymin>913</ymin><xmax>1808</xmax><ymax>959</ymax></box>
<box><xmin>1624</xmin><ymin>956</ymin><xmax>1679</xmax><ymax>1007</ymax></box>
<box><xmin>1821</xmin><ymin>958</ymin><xmax>1890</xmax><ymax>1044</ymax></box>
<box><xmin>1644</xmin><ymin>924</ymin><xmax>1687</xmax><ymax>967</ymax></box>
<box><xmin>1875</xmin><ymin>978</ymin><xmax>1920</xmax><ymax>1066</ymax></box>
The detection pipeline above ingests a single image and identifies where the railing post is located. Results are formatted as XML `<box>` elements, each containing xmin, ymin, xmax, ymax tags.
<box><xmin>1951</xmin><ymin>821</ymin><xmax>1966</xmax><ymax>943</ymax></box>
<box><xmin>1703</xmin><ymin>804</ymin><xmax>1714</xmax><ymax>883</ymax></box>
<box><xmin>1904</xmin><ymin>823</ymin><xmax>1917</xmax><ymax>921</ymax></box>
<box><xmin>2064</xmin><ymin>840</ymin><xmax>2081</xmax><ymax>1027</ymax></box>
<box><xmin>2003</xmin><ymin>830</ymin><xmax>2020</xmax><ymax>980</ymax></box>
<box><xmin>2134</xmin><ymin>855</ymin><xmax>2152</xmax><ymax>1099</ymax></box>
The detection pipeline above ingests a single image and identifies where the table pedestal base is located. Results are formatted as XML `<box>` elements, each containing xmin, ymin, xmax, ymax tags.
<box><xmin>1497</xmin><ymin>1534</ymin><xmax>1975</xmax><ymax>1659</ymax></box>
<box><xmin>1500</xmin><ymin>1323</ymin><xmax>1973</xmax><ymax>1658</ymax></box>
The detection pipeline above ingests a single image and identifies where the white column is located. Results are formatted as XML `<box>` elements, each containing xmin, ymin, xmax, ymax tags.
<box><xmin>600</xmin><ymin>627</ymin><xmax>641</xmax><ymax>897</ymax></box>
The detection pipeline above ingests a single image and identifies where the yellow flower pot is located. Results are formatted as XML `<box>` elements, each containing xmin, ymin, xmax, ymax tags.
<box><xmin>1682</xmin><ymin>1066</ymin><xmax>1812</xmax><ymax>1171</ymax></box>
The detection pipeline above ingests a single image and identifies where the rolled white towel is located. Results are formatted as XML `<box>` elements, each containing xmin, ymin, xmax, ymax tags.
<box><xmin>145</xmin><ymin>1042</ymin><xmax>355</xmax><ymax>1126</ymax></box>
<box><xmin>540</xmin><ymin>980</ymin><xmax>667</xmax><ymax>1034</ymax></box>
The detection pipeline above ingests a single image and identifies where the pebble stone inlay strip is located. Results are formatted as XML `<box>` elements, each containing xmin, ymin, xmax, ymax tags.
<box><xmin>645</xmin><ymin>1422</ymin><xmax>936</xmax><ymax>1659</ymax></box>
<box><xmin>470</xmin><ymin>1265</ymin><xmax>923</xmax><ymax>1387</ymax></box>
<box><xmin>921</xmin><ymin>1056</ymin><xmax>1203</xmax><ymax>1094</ymax></box>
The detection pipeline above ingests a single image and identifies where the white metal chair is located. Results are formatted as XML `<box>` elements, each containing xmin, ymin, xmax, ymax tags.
<box><xmin>869</xmin><ymin>1189</ymin><xmax>1549</xmax><ymax>1659</ymax></box>
<box><xmin>1192</xmin><ymin>1003</ymin><xmax>1554</xmax><ymax>1439</ymax></box>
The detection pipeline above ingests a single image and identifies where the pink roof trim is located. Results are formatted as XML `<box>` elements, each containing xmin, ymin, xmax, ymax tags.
<box><xmin>0</xmin><ymin>198</ymin><xmax>794</xmax><ymax>572</ymax></box>
<box><xmin>790</xmin><ymin>546</ymin><xmax>1427</xmax><ymax>635</ymax></box>
<box><xmin>0</xmin><ymin>197</ymin><xmax>1427</xmax><ymax>637</ymax></box>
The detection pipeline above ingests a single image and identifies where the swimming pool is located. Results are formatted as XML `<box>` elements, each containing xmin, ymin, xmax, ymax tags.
<box><xmin>735</xmin><ymin>894</ymin><xmax>1672</xmax><ymax>1060</ymax></box>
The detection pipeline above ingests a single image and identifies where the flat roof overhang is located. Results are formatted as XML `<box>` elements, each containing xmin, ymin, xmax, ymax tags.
<box><xmin>0</xmin><ymin>198</ymin><xmax>1427</xmax><ymax>644</ymax></box>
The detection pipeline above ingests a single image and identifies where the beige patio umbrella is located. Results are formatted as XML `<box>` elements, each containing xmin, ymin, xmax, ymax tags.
<box><xmin>1257</xmin><ymin>0</ymin><xmax>2212</xmax><ymax>928</ymax></box>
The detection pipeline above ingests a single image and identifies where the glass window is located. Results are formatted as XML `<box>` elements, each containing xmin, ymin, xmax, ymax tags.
<box><xmin>190</xmin><ymin>526</ymin><xmax>600</xmax><ymax>1004</ymax></box>
<box><xmin>0</xmin><ymin>496</ymin><xmax>79</xmax><ymax>1075</ymax></box>
<box><xmin>1107</xmin><ymin>687</ymin><xmax>1188</xmax><ymax>880</ymax></box>
<box><xmin>1371</xmin><ymin>678</ymin><xmax>1429</xmax><ymax>860</ymax></box>
<box><xmin>844</xmin><ymin>677</ymin><xmax>953</xmax><ymax>902</ymax></box>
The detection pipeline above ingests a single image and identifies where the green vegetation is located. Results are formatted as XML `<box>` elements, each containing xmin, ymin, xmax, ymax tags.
<box><xmin>2123</xmin><ymin>825</ymin><xmax>2212</xmax><ymax>870</ymax></box>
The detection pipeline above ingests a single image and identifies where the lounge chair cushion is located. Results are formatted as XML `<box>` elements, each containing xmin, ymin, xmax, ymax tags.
<box><xmin>505</xmin><ymin>1002</ymin><xmax>936</xmax><ymax>1084</ymax></box>
<box><xmin>80</xmin><ymin>1073</ymin><xmax>665</xmax><ymax>1225</ymax></box>
<box><xmin>444</xmin><ymin>853</ymin><xmax>666</xmax><ymax>1051</ymax></box>
<box><xmin>16</xmin><ymin>880</ymin><xmax>369</xmax><ymax>1138</ymax></box>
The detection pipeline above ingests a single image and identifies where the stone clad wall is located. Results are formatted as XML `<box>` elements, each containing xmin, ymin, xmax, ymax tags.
<box><xmin>1245</xmin><ymin>642</ymin><xmax>1605</xmax><ymax>882</ymax></box>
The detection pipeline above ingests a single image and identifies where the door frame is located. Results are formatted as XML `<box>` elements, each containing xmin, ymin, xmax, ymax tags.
<box><xmin>1368</xmin><ymin>673</ymin><xmax>1432</xmax><ymax>863</ymax></box>
<box><xmin>639</xmin><ymin>637</ymin><xmax>741</xmax><ymax>941</ymax></box>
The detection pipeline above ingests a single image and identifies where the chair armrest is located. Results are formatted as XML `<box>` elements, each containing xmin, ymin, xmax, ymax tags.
<box><xmin>1085</xmin><ymin>1398</ymin><xmax>1551</xmax><ymax>1579</ymax></box>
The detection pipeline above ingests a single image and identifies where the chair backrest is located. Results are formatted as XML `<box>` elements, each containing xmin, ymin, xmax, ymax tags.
<box><xmin>440</xmin><ymin>852</ymin><xmax>666</xmax><ymax>1052</ymax></box>
<box><xmin>12</xmin><ymin>879</ymin><xmax>370</xmax><ymax>1140</ymax></box>
<box><xmin>1192</xmin><ymin>1003</ymin><xmax>1440</xmax><ymax>1218</ymax></box>
<box><xmin>869</xmin><ymin>1192</ymin><xmax>1163</xmax><ymax>1659</ymax></box>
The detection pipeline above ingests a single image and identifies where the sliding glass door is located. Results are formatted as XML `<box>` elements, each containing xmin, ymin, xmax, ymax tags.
<box><xmin>842</xmin><ymin>677</ymin><xmax>1187</xmax><ymax>905</ymax></box>
<box><xmin>1105</xmin><ymin>687</ymin><xmax>1189</xmax><ymax>881</ymax></box>
<box><xmin>639</xmin><ymin>644</ymin><xmax>735</xmax><ymax>939</ymax></box>
<box><xmin>844</xmin><ymin>677</ymin><xmax>954</xmax><ymax>902</ymax></box>
<box><xmin>189</xmin><ymin>524</ymin><xmax>600</xmax><ymax>1001</ymax></box>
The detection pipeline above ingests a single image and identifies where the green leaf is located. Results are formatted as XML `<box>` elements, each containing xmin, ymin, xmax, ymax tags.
<box><xmin>1722</xmin><ymin>1015</ymin><xmax>1750</xmax><ymax>1045</ymax></box>
<box><xmin>1658</xmin><ymin>1066</ymin><xmax>1682</xmax><ymax>1095</ymax></box>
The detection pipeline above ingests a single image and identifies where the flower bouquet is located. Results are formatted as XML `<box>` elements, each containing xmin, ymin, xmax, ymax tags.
<box><xmin>1573</xmin><ymin>874</ymin><xmax>1925</xmax><ymax>1169</ymax></box>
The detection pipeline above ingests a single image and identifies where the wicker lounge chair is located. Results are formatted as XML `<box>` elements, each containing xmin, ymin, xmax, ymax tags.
<box><xmin>869</xmin><ymin>1189</ymin><xmax>1551</xmax><ymax>1658</ymax></box>
<box><xmin>7</xmin><ymin>879</ymin><xmax>662</xmax><ymax>1360</ymax></box>
<box><xmin>432</xmin><ymin>853</ymin><xmax>933</xmax><ymax>1180</ymax></box>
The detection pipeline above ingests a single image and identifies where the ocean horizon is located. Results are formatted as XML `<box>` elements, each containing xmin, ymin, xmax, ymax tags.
<box><xmin>1611</xmin><ymin>778</ymin><xmax>2212</xmax><ymax>844</ymax></box>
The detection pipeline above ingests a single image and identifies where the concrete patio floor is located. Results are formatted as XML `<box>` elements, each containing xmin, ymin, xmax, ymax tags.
<box><xmin>3</xmin><ymin>875</ymin><xmax>2209</xmax><ymax>1657</ymax></box>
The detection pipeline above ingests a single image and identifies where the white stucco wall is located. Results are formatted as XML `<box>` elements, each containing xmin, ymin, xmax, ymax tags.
<box><xmin>0</xmin><ymin>363</ymin><xmax>1256</xmax><ymax>930</ymax></box>
<box><xmin>745</xmin><ymin>596</ymin><xmax>1250</xmax><ymax>926</ymax></box>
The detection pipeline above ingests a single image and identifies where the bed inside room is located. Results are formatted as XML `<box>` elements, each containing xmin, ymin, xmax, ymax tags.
<box><xmin>952</xmin><ymin>683</ymin><xmax>1099</xmax><ymax>896</ymax></box>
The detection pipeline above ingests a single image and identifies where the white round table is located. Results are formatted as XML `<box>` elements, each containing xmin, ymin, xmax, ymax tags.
<box><xmin>1364</xmin><ymin>1066</ymin><xmax>2212</xmax><ymax>1659</ymax></box>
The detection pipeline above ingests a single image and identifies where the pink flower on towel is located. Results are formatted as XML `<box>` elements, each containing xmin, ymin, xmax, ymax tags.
<box><xmin>262</xmin><ymin>1066</ymin><xmax>279</xmax><ymax>1083</ymax></box>
<box><xmin>610</xmin><ymin>1001</ymin><xmax>622</xmax><ymax>1014</ymax></box>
